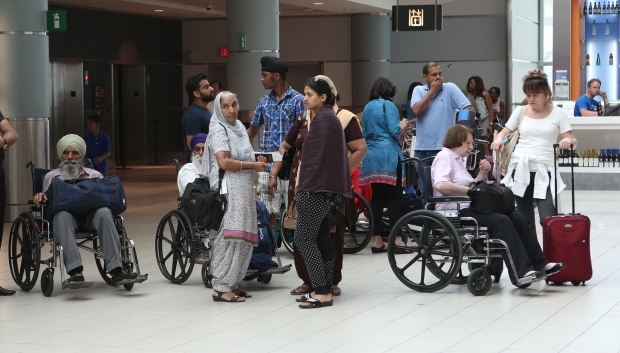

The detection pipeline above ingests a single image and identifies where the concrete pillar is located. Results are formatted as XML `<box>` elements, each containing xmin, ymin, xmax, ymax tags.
<box><xmin>351</xmin><ymin>14</ymin><xmax>391</xmax><ymax>107</ymax></box>
<box><xmin>226</xmin><ymin>0</ymin><xmax>279</xmax><ymax>125</ymax></box>
<box><xmin>0</xmin><ymin>0</ymin><xmax>50</xmax><ymax>221</ymax></box>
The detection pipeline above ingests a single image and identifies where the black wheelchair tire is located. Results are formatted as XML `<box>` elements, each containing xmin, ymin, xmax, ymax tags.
<box><xmin>41</xmin><ymin>268</ymin><xmax>54</xmax><ymax>297</ymax></box>
<box><xmin>387</xmin><ymin>210</ymin><xmax>462</xmax><ymax>293</ymax></box>
<box><xmin>93</xmin><ymin>237</ymin><xmax>113</xmax><ymax>285</ymax></box>
<box><xmin>467</xmin><ymin>268</ymin><xmax>492</xmax><ymax>296</ymax></box>
<box><xmin>155</xmin><ymin>209</ymin><xmax>196</xmax><ymax>284</ymax></box>
<box><xmin>201</xmin><ymin>262</ymin><xmax>213</xmax><ymax>288</ymax></box>
<box><xmin>9</xmin><ymin>212</ymin><xmax>41</xmax><ymax>292</ymax></box>
<box><xmin>343</xmin><ymin>191</ymin><xmax>374</xmax><ymax>255</ymax></box>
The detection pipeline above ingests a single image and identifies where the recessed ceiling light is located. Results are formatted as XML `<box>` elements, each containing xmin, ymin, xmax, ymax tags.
<box><xmin>154</xmin><ymin>9</ymin><xmax>164</xmax><ymax>12</ymax></box>
<box><xmin>314</xmin><ymin>2</ymin><xmax>324</xmax><ymax>4</ymax></box>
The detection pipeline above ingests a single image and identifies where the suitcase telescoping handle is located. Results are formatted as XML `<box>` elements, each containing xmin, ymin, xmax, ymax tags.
<box><xmin>552</xmin><ymin>143</ymin><xmax>576</xmax><ymax>215</ymax></box>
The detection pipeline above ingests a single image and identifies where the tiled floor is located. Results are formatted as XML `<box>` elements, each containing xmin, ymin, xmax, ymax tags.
<box><xmin>1</xmin><ymin>166</ymin><xmax>620</xmax><ymax>353</ymax></box>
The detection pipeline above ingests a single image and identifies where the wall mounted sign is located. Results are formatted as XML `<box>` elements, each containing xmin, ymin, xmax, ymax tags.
<box><xmin>392</xmin><ymin>5</ymin><xmax>443</xmax><ymax>31</ymax></box>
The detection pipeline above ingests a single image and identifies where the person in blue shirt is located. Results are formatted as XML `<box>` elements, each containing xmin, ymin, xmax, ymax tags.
<box><xmin>410</xmin><ymin>62</ymin><xmax>473</xmax><ymax>160</ymax></box>
<box><xmin>183</xmin><ymin>73</ymin><xmax>214</xmax><ymax>162</ymax></box>
<box><xmin>84</xmin><ymin>114</ymin><xmax>111</xmax><ymax>176</ymax></box>
<box><xmin>574</xmin><ymin>78</ymin><xmax>608</xmax><ymax>116</ymax></box>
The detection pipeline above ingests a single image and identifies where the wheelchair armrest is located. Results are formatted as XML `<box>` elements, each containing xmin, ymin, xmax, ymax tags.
<box><xmin>428</xmin><ymin>196</ymin><xmax>471</xmax><ymax>204</ymax></box>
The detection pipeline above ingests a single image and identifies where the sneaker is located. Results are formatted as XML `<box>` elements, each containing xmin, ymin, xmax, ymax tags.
<box><xmin>68</xmin><ymin>273</ymin><xmax>85</xmax><ymax>282</ymax></box>
<box><xmin>111</xmin><ymin>271</ymin><xmax>138</xmax><ymax>286</ymax></box>
<box><xmin>195</xmin><ymin>242</ymin><xmax>209</xmax><ymax>261</ymax></box>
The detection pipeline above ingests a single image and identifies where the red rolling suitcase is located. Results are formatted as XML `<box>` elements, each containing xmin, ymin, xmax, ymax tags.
<box><xmin>542</xmin><ymin>144</ymin><xmax>592</xmax><ymax>285</ymax></box>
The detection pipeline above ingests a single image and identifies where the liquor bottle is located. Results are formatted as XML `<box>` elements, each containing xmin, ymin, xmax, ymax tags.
<box><xmin>579</xmin><ymin>150</ymin><xmax>585</xmax><ymax>167</ymax></box>
<box><xmin>586</xmin><ymin>149</ymin><xmax>592</xmax><ymax>167</ymax></box>
<box><xmin>612</xmin><ymin>149</ymin><xmax>618</xmax><ymax>167</ymax></box>
<box><xmin>611</xmin><ymin>53</ymin><xmax>614</xmax><ymax>65</ymax></box>
<box><xmin>596</xmin><ymin>53</ymin><xmax>601</xmax><ymax>65</ymax></box>
<box><xmin>573</xmin><ymin>150</ymin><xmax>580</xmax><ymax>167</ymax></box>
<box><xmin>599</xmin><ymin>149</ymin><xmax>605</xmax><ymax>167</ymax></box>
<box><xmin>589</xmin><ymin>149</ymin><xmax>595</xmax><ymax>167</ymax></box>
<box><xmin>598</xmin><ymin>101</ymin><xmax>604</xmax><ymax>115</ymax></box>
<box><xmin>607</xmin><ymin>149</ymin><xmax>613</xmax><ymax>167</ymax></box>
<box><xmin>605</xmin><ymin>19</ymin><xmax>610</xmax><ymax>39</ymax></box>
<box><xmin>586</xmin><ymin>53</ymin><xmax>591</xmax><ymax>65</ymax></box>
<box><xmin>590</xmin><ymin>1</ymin><xmax>594</xmax><ymax>14</ymax></box>
<box><xmin>615</xmin><ymin>1</ymin><xmax>619</xmax><ymax>14</ymax></box>
<box><xmin>593</xmin><ymin>20</ymin><xmax>598</xmax><ymax>40</ymax></box>
<box><xmin>598</xmin><ymin>1</ymin><xmax>601</xmax><ymax>13</ymax></box>
<box><xmin>603</xmin><ymin>1</ymin><xmax>607</xmax><ymax>14</ymax></box>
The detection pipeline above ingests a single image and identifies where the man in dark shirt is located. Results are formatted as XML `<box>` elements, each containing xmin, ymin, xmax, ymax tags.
<box><xmin>182</xmin><ymin>73</ymin><xmax>214</xmax><ymax>161</ymax></box>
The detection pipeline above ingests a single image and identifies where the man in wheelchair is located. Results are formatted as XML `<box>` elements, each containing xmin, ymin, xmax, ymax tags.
<box><xmin>32</xmin><ymin>135</ymin><xmax>138</xmax><ymax>286</ymax></box>
<box><xmin>431</xmin><ymin>125</ymin><xmax>565</xmax><ymax>285</ymax></box>
<box><xmin>177</xmin><ymin>133</ymin><xmax>206</xmax><ymax>196</ymax></box>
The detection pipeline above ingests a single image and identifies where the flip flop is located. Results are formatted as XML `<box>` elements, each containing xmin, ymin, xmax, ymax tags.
<box><xmin>296</xmin><ymin>293</ymin><xmax>313</xmax><ymax>302</ymax></box>
<box><xmin>212</xmin><ymin>290</ymin><xmax>244</xmax><ymax>302</ymax></box>
<box><xmin>371</xmin><ymin>245</ymin><xmax>387</xmax><ymax>253</ymax></box>
<box><xmin>290</xmin><ymin>284</ymin><xmax>311</xmax><ymax>295</ymax></box>
<box><xmin>298</xmin><ymin>297</ymin><xmax>333</xmax><ymax>309</ymax></box>
<box><xmin>330</xmin><ymin>285</ymin><xmax>341</xmax><ymax>296</ymax></box>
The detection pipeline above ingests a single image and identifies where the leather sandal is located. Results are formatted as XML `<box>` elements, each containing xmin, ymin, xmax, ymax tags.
<box><xmin>212</xmin><ymin>290</ymin><xmax>244</xmax><ymax>302</ymax></box>
<box><xmin>290</xmin><ymin>284</ymin><xmax>311</xmax><ymax>295</ymax></box>
<box><xmin>299</xmin><ymin>297</ymin><xmax>333</xmax><ymax>309</ymax></box>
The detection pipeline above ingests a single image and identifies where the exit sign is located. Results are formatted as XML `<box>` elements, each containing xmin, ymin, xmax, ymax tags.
<box><xmin>220</xmin><ymin>48</ymin><xmax>228</xmax><ymax>57</ymax></box>
<box><xmin>47</xmin><ymin>10</ymin><xmax>67</xmax><ymax>32</ymax></box>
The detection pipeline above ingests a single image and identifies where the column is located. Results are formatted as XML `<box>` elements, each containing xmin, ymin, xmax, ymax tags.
<box><xmin>0</xmin><ymin>0</ymin><xmax>50</xmax><ymax>220</ymax></box>
<box><xmin>226</xmin><ymin>0</ymin><xmax>279</xmax><ymax>123</ymax></box>
<box><xmin>351</xmin><ymin>14</ymin><xmax>391</xmax><ymax>107</ymax></box>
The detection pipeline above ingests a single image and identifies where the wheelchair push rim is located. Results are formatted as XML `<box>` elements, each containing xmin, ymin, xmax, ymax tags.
<box><xmin>387</xmin><ymin>210</ymin><xmax>463</xmax><ymax>292</ymax></box>
<box><xmin>155</xmin><ymin>209</ymin><xmax>196</xmax><ymax>284</ymax></box>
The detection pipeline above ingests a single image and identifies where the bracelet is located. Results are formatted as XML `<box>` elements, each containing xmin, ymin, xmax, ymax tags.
<box><xmin>240</xmin><ymin>161</ymin><xmax>243</xmax><ymax>170</ymax></box>
<box><xmin>269</xmin><ymin>175</ymin><xmax>277</xmax><ymax>179</ymax></box>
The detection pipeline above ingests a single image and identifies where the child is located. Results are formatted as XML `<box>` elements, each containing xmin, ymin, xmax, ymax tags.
<box><xmin>84</xmin><ymin>114</ymin><xmax>111</xmax><ymax>176</ymax></box>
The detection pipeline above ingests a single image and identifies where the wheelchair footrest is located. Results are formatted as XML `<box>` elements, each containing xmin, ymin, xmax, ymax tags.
<box><xmin>62</xmin><ymin>280</ymin><xmax>94</xmax><ymax>289</ymax></box>
<box><xmin>261</xmin><ymin>264</ymin><xmax>292</xmax><ymax>275</ymax></box>
<box><xmin>118</xmin><ymin>274</ymin><xmax>148</xmax><ymax>285</ymax></box>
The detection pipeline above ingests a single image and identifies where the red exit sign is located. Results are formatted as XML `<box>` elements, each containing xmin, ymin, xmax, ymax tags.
<box><xmin>219</xmin><ymin>48</ymin><xmax>228</xmax><ymax>57</ymax></box>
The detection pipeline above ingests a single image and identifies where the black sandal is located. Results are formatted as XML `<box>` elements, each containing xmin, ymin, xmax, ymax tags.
<box><xmin>298</xmin><ymin>297</ymin><xmax>333</xmax><ymax>309</ymax></box>
<box><xmin>212</xmin><ymin>290</ymin><xmax>244</xmax><ymax>302</ymax></box>
<box><xmin>296</xmin><ymin>293</ymin><xmax>313</xmax><ymax>302</ymax></box>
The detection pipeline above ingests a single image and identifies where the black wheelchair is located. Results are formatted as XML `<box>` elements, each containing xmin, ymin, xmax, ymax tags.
<box><xmin>155</xmin><ymin>160</ymin><xmax>291</xmax><ymax>287</ymax></box>
<box><xmin>8</xmin><ymin>162</ymin><xmax>147</xmax><ymax>297</ymax></box>
<box><xmin>387</xmin><ymin>145</ymin><xmax>541</xmax><ymax>296</ymax></box>
<box><xmin>279</xmin><ymin>190</ymin><xmax>374</xmax><ymax>255</ymax></box>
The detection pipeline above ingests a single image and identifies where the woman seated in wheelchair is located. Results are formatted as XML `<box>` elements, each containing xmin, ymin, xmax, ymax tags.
<box><xmin>33</xmin><ymin>134</ymin><xmax>138</xmax><ymax>286</ymax></box>
<box><xmin>431</xmin><ymin>125</ymin><xmax>565</xmax><ymax>285</ymax></box>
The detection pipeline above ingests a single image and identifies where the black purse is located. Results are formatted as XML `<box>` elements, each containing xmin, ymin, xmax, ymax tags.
<box><xmin>277</xmin><ymin>116</ymin><xmax>305</xmax><ymax>180</ymax></box>
<box><xmin>180</xmin><ymin>168</ymin><xmax>227</xmax><ymax>231</ymax></box>
<box><xmin>467</xmin><ymin>181</ymin><xmax>515</xmax><ymax>215</ymax></box>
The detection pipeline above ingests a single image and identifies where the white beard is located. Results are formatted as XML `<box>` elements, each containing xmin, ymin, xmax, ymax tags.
<box><xmin>191</xmin><ymin>154</ymin><xmax>202</xmax><ymax>170</ymax></box>
<box><xmin>59</xmin><ymin>159</ymin><xmax>83</xmax><ymax>180</ymax></box>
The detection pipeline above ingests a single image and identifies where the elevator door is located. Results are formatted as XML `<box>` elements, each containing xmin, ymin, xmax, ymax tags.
<box><xmin>119</xmin><ymin>65</ymin><xmax>147</xmax><ymax>165</ymax></box>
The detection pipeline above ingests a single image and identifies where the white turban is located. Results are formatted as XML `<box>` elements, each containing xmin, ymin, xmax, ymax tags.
<box><xmin>57</xmin><ymin>134</ymin><xmax>86</xmax><ymax>159</ymax></box>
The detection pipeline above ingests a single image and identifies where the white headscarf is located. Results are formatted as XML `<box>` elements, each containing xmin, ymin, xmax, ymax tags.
<box><xmin>201</xmin><ymin>92</ymin><xmax>253</xmax><ymax>177</ymax></box>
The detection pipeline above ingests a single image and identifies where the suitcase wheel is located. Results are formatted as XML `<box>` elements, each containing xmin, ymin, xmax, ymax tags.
<box><xmin>553</xmin><ymin>281</ymin><xmax>564</xmax><ymax>286</ymax></box>
<box><xmin>571</xmin><ymin>281</ymin><xmax>583</xmax><ymax>286</ymax></box>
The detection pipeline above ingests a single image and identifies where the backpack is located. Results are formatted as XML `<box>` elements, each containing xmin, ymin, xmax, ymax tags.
<box><xmin>179</xmin><ymin>174</ymin><xmax>227</xmax><ymax>231</ymax></box>
<box><xmin>246</xmin><ymin>201</ymin><xmax>278</xmax><ymax>278</ymax></box>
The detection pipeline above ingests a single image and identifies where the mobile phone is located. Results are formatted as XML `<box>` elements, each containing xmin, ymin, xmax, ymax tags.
<box><xmin>254</xmin><ymin>153</ymin><xmax>273</xmax><ymax>162</ymax></box>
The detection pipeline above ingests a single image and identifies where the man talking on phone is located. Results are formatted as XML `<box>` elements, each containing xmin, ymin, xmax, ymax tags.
<box><xmin>410</xmin><ymin>62</ymin><xmax>472</xmax><ymax>159</ymax></box>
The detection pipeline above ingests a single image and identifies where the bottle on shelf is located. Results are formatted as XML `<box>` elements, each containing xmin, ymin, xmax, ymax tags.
<box><xmin>615</xmin><ymin>1</ymin><xmax>619</xmax><ymax>14</ymax></box>
<box><xmin>585</xmin><ymin>149</ymin><xmax>591</xmax><ymax>167</ymax></box>
<box><xmin>610</xmin><ymin>53</ymin><xmax>614</xmax><ymax>65</ymax></box>
<box><xmin>593</xmin><ymin>20</ymin><xmax>597</xmax><ymax>40</ymax></box>
<box><xmin>599</xmin><ymin>149</ymin><xmax>605</xmax><ymax>167</ymax></box>
<box><xmin>607</xmin><ymin>149</ymin><xmax>613</xmax><ymax>167</ymax></box>
<box><xmin>589</xmin><ymin>1</ymin><xmax>594</xmax><ymax>14</ymax></box>
<box><xmin>586</xmin><ymin>53</ymin><xmax>591</xmax><ymax>66</ymax></box>
<box><xmin>603</xmin><ymin>1</ymin><xmax>608</xmax><ymax>14</ymax></box>
<box><xmin>605</xmin><ymin>19</ymin><xmax>610</xmax><ymax>39</ymax></box>
<box><xmin>579</xmin><ymin>150</ymin><xmax>585</xmax><ymax>167</ymax></box>
<box><xmin>585</xmin><ymin>1</ymin><xmax>589</xmax><ymax>15</ymax></box>
<box><xmin>612</xmin><ymin>149</ymin><xmax>618</xmax><ymax>168</ymax></box>
<box><xmin>573</xmin><ymin>150</ymin><xmax>580</xmax><ymax>167</ymax></box>
<box><xmin>596</xmin><ymin>53</ymin><xmax>601</xmax><ymax>65</ymax></box>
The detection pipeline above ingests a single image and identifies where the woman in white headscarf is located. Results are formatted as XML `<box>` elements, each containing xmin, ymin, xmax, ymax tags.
<box><xmin>203</xmin><ymin>91</ymin><xmax>269</xmax><ymax>302</ymax></box>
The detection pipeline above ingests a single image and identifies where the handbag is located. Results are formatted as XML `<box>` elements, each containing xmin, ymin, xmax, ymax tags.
<box><xmin>282</xmin><ymin>204</ymin><xmax>297</xmax><ymax>229</ymax></box>
<box><xmin>467</xmin><ymin>180</ymin><xmax>515</xmax><ymax>215</ymax></box>
<box><xmin>277</xmin><ymin>115</ymin><xmax>305</xmax><ymax>180</ymax></box>
<box><xmin>46</xmin><ymin>176</ymin><xmax>126</xmax><ymax>219</ymax></box>
<box><xmin>499</xmin><ymin>106</ymin><xmax>527</xmax><ymax>177</ymax></box>
<box><xmin>179</xmin><ymin>168</ymin><xmax>227</xmax><ymax>231</ymax></box>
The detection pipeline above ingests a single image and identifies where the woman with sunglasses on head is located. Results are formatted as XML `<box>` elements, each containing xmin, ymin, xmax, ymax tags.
<box><xmin>293</xmin><ymin>77</ymin><xmax>351</xmax><ymax>309</ymax></box>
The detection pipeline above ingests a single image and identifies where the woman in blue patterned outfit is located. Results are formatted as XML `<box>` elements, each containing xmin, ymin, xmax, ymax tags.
<box><xmin>360</xmin><ymin>77</ymin><xmax>408</xmax><ymax>252</ymax></box>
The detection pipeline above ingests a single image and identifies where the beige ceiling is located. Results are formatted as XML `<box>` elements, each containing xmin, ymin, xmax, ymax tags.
<box><xmin>49</xmin><ymin>0</ymin><xmax>453</xmax><ymax>20</ymax></box>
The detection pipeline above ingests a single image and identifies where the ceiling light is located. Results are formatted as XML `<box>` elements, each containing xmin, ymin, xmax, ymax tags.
<box><xmin>314</xmin><ymin>2</ymin><xmax>324</xmax><ymax>4</ymax></box>
<box><xmin>154</xmin><ymin>9</ymin><xmax>164</xmax><ymax>12</ymax></box>
<box><xmin>303</xmin><ymin>7</ymin><xmax>314</xmax><ymax>11</ymax></box>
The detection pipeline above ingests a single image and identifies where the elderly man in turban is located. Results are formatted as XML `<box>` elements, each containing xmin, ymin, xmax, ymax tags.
<box><xmin>32</xmin><ymin>134</ymin><xmax>138</xmax><ymax>286</ymax></box>
<box><xmin>176</xmin><ymin>133</ymin><xmax>209</xmax><ymax>261</ymax></box>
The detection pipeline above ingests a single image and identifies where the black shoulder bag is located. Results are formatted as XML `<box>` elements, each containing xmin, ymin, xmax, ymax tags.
<box><xmin>467</xmin><ymin>180</ymin><xmax>515</xmax><ymax>215</ymax></box>
<box><xmin>277</xmin><ymin>116</ymin><xmax>305</xmax><ymax>180</ymax></box>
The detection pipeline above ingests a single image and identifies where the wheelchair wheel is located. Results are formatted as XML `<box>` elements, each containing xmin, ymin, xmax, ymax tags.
<box><xmin>387</xmin><ymin>210</ymin><xmax>463</xmax><ymax>292</ymax></box>
<box><xmin>8</xmin><ymin>212</ymin><xmax>41</xmax><ymax>292</ymax></box>
<box><xmin>155</xmin><ymin>209</ymin><xmax>196</xmax><ymax>284</ymax></box>
<box><xmin>41</xmin><ymin>268</ymin><xmax>54</xmax><ymax>297</ymax></box>
<box><xmin>201</xmin><ymin>262</ymin><xmax>212</xmax><ymax>288</ymax></box>
<box><xmin>279</xmin><ymin>210</ymin><xmax>295</xmax><ymax>255</ymax></box>
<box><xmin>93</xmin><ymin>237</ymin><xmax>112</xmax><ymax>285</ymax></box>
<box><xmin>467</xmin><ymin>268</ymin><xmax>492</xmax><ymax>296</ymax></box>
<box><xmin>257</xmin><ymin>274</ymin><xmax>272</xmax><ymax>284</ymax></box>
<box><xmin>343</xmin><ymin>191</ymin><xmax>374</xmax><ymax>254</ymax></box>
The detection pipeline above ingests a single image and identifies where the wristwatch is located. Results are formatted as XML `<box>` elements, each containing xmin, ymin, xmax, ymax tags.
<box><xmin>2</xmin><ymin>138</ymin><xmax>7</xmax><ymax>150</ymax></box>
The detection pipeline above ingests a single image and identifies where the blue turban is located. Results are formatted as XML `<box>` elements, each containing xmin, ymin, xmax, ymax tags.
<box><xmin>190</xmin><ymin>133</ymin><xmax>207</xmax><ymax>151</ymax></box>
